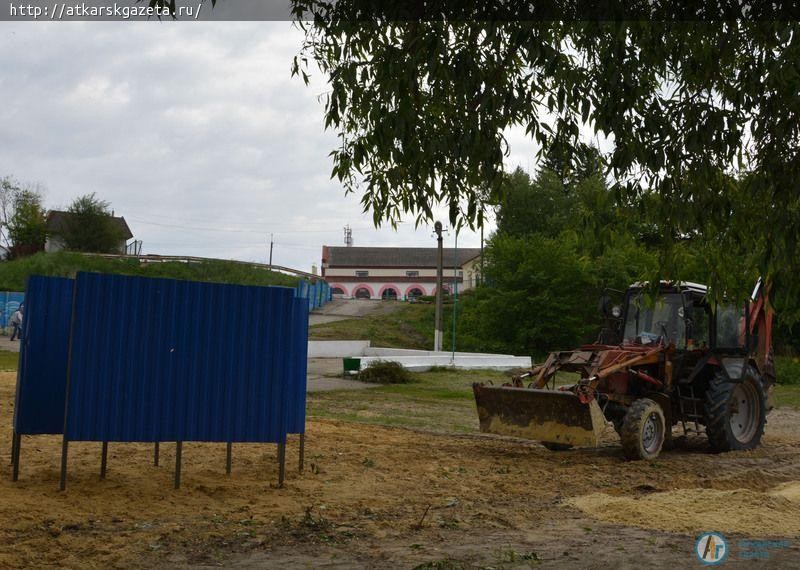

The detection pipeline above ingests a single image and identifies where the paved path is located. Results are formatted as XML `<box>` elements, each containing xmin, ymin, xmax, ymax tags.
<box><xmin>306</xmin><ymin>299</ymin><xmax>403</xmax><ymax>391</ymax></box>
<box><xmin>309</xmin><ymin>298</ymin><xmax>402</xmax><ymax>326</ymax></box>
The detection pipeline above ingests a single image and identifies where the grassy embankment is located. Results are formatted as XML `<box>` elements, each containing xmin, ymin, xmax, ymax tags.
<box><xmin>310</xmin><ymin>301</ymin><xmax>436</xmax><ymax>350</ymax></box>
<box><xmin>0</xmin><ymin>251</ymin><xmax>298</xmax><ymax>291</ymax></box>
<box><xmin>309</xmin><ymin>302</ymin><xmax>800</xmax><ymax>431</ymax></box>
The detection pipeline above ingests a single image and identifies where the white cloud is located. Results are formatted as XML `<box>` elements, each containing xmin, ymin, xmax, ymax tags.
<box><xmin>0</xmin><ymin>22</ymin><xmax>523</xmax><ymax>272</ymax></box>
<box><xmin>66</xmin><ymin>75</ymin><xmax>131</xmax><ymax>108</ymax></box>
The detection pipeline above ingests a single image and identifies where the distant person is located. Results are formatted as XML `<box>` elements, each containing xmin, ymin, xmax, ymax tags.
<box><xmin>9</xmin><ymin>305</ymin><xmax>23</xmax><ymax>341</ymax></box>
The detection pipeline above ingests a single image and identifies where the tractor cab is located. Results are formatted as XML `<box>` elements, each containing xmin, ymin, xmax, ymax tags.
<box><xmin>603</xmin><ymin>281</ymin><xmax>748</xmax><ymax>354</ymax></box>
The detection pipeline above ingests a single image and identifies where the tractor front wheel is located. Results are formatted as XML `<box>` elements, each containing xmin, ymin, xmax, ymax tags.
<box><xmin>621</xmin><ymin>398</ymin><xmax>666</xmax><ymax>460</ymax></box>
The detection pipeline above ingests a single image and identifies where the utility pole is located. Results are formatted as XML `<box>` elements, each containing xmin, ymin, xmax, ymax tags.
<box><xmin>480</xmin><ymin>223</ymin><xmax>484</xmax><ymax>286</ymax></box>
<box><xmin>268</xmin><ymin>233</ymin><xmax>274</xmax><ymax>268</ymax></box>
<box><xmin>434</xmin><ymin>221</ymin><xmax>444</xmax><ymax>352</ymax></box>
<box><xmin>452</xmin><ymin>231</ymin><xmax>458</xmax><ymax>362</ymax></box>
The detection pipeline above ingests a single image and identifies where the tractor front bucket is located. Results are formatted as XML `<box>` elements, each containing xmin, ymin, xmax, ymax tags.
<box><xmin>473</xmin><ymin>384</ymin><xmax>606</xmax><ymax>447</ymax></box>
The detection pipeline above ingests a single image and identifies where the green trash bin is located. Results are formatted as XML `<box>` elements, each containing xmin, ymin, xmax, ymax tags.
<box><xmin>343</xmin><ymin>357</ymin><xmax>361</xmax><ymax>377</ymax></box>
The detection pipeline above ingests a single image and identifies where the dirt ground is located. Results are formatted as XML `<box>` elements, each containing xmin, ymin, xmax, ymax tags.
<box><xmin>2</xmin><ymin>371</ymin><xmax>800</xmax><ymax>568</ymax></box>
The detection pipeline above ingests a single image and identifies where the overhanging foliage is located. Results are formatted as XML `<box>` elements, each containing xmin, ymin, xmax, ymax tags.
<box><xmin>290</xmin><ymin>2</ymin><xmax>800</xmax><ymax>304</ymax></box>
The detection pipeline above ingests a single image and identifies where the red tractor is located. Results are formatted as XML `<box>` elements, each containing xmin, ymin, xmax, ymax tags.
<box><xmin>473</xmin><ymin>279</ymin><xmax>775</xmax><ymax>459</ymax></box>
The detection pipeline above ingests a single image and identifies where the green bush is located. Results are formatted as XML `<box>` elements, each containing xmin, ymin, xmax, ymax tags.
<box><xmin>358</xmin><ymin>360</ymin><xmax>414</xmax><ymax>384</ymax></box>
<box><xmin>776</xmin><ymin>356</ymin><xmax>800</xmax><ymax>385</ymax></box>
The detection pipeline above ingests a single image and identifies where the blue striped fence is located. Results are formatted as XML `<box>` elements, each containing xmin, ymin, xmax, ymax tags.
<box><xmin>11</xmin><ymin>273</ymin><xmax>309</xmax><ymax>489</ymax></box>
<box><xmin>295</xmin><ymin>279</ymin><xmax>331</xmax><ymax>311</ymax></box>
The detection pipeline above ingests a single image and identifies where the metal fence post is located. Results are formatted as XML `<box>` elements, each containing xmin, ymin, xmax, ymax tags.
<box><xmin>11</xmin><ymin>432</ymin><xmax>21</xmax><ymax>482</ymax></box>
<box><xmin>299</xmin><ymin>433</ymin><xmax>305</xmax><ymax>473</ymax></box>
<box><xmin>277</xmin><ymin>442</ymin><xmax>286</xmax><ymax>487</ymax></box>
<box><xmin>59</xmin><ymin>438</ymin><xmax>69</xmax><ymax>491</ymax></box>
<box><xmin>100</xmin><ymin>442</ymin><xmax>108</xmax><ymax>478</ymax></box>
<box><xmin>174</xmin><ymin>441</ymin><xmax>183</xmax><ymax>489</ymax></box>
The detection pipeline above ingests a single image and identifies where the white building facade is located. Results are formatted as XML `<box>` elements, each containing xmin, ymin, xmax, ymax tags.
<box><xmin>321</xmin><ymin>246</ymin><xmax>481</xmax><ymax>300</ymax></box>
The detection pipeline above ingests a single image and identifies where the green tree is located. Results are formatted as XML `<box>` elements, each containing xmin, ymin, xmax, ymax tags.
<box><xmin>494</xmin><ymin>168</ymin><xmax>578</xmax><ymax>240</ymax></box>
<box><xmin>289</xmin><ymin>3</ymin><xmax>800</xmax><ymax>301</ymax></box>
<box><xmin>61</xmin><ymin>193</ymin><xmax>124</xmax><ymax>254</ymax></box>
<box><xmin>1</xmin><ymin>176</ymin><xmax>48</xmax><ymax>259</ymax></box>
<box><xmin>540</xmin><ymin>141</ymin><xmax>604</xmax><ymax>189</ymax></box>
<box><xmin>457</xmin><ymin>234</ymin><xmax>597</xmax><ymax>354</ymax></box>
<box><xmin>6</xmin><ymin>188</ymin><xmax>47</xmax><ymax>259</ymax></box>
<box><xmin>0</xmin><ymin>176</ymin><xmax>21</xmax><ymax>251</ymax></box>
<box><xmin>459</xmin><ymin>164</ymin><xmax>664</xmax><ymax>355</ymax></box>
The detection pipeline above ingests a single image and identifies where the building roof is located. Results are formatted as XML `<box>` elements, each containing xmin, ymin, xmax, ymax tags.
<box><xmin>325</xmin><ymin>246</ymin><xmax>481</xmax><ymax>268</ymax></box>
<box><xmin>46</xmin><ymin>210</ymin><xmax>133</xmax><ymax>241</ymax></box>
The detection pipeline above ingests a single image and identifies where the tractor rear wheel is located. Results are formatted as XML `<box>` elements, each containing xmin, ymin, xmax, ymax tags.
<box><xmin>621</xmin><ymin>398</ymin><xmax>666</xmax><ymax>460</ymax></box>
<box><xmin>705</xmin><ymin>367</ymin><xmax>766</xmax><ymax>452</ymax></box>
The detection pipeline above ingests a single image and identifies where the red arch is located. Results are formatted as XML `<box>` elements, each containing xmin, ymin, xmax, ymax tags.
<box><xmin>432</xmin><ymin>285</ymin><xmax>451</xmax><ymax>296</ymax></box>
<box><xmin>352</xmin><ymin>283</ymin><xmax>375</xmax><ymax>299</ymax></box>
<box><xmin>328</xmin><ymin>283</ymin><xmax>349</xmax><ymax>296</ymax></box>
<box><xmin>404</xmin><ymin>284</ymin><xmax>427</xmax><ymax>297</ymax></box>
<box><xmin>378</xmin><ymin>284</ymin><xmax>400</xmax><ymax>298</ymax></box>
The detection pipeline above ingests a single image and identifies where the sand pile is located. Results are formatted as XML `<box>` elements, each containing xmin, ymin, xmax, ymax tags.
<box><xmin>771</xmin><ymin>481</ymin><xmax>800</xmax><ymax>502</ymax></box>
<box><xmin>565</xmin><ymin>483</ymin><xmax>800</xmax><ymax>537</ymax></box>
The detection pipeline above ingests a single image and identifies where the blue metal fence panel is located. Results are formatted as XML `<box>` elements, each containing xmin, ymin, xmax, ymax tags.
<box><xmin>64</xmin><ymin>272</ymin><xmax>297</xmax><ymax>443</ymax></box>
<box><xmin>287</xmin><ymin>296</ymin><xmax>308</xmax><ymax>434</ymax></box>
<box><xmin>293</xmin><ymin>279</ymin><xmax>331</xmax><ymax>311</ymax></box>
<box><xmin>307</xmin><ymin>282</ymin><xmax>316</xmax><ymax>310</ymax></box>
<box><xmin>12</xmin><ymin>276</ymin><xmax>74</xmax><ymax>435</ymax></box>
<box><xmin>0</xmin><ymin>291</ymin><xmax>25</xmax><ymax>328</ymax></box>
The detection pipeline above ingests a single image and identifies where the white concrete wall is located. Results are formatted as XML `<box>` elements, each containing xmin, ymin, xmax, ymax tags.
<box><xmin>358</xmin><ymin>355</ymin><xmax>532</xmax><ymax>372</ymax></box>
<box><xmin>364</xmin><ymin>347</ymin><xmax>504</xmax><ymax>357</ymax></box>
<box><xmin>308</xmin><ymin>340</ymin><xmax>370</xmax><ymax>358</ymax></box>
<box><xmin>307</xmin><ymin>342</ymin><xmax>533</xmax><ymax>373</ymax></box>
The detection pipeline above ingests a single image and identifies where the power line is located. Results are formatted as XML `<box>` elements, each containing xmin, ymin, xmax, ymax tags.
<box><xmin>126</xmin><ymin>216</ymin><xmax>375</xmax><ymax>235</ymax></box>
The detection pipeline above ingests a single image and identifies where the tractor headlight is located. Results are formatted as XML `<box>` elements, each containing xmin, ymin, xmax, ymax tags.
<box><xmin>611</xmin><ymin>305</ymin><xmax>622</xmax><ymax>318</ymax></box>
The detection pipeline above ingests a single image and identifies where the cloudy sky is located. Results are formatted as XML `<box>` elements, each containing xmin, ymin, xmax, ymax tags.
<box><xmin>0</xmin><ymin>21</ymin><xmax>538</xmax><ymax>272</ymax></box>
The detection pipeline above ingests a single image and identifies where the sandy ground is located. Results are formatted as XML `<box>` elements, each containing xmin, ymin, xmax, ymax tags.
<box><xmin>309</xmin><ymin>299</ymin><xmax>402</xmax><ymax>326</ymax></box>
<box><xmin>3</xmin><ymin>372</ymin><xmax>800</xmax><ymax>568</ymax></box>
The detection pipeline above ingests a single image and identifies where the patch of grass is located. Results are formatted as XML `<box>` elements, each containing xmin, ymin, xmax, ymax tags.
<box><xmin>776</xmin><ymin>355</ymin><xmax>800</xmax><ymax>385</ymax></box>
<box><xmin>494</xmin><ymin>548</ymin><xmax>540</xmax><ymax>565</ymax></box>
<box><xmin>311</xmin><ymin>362</ymin><xmax>800</xmax><ymax>433</ymax></box>
<box><xmin>358</xmin><ymin>361</ymin><xmax>414</xmax><ymax>384</ymax></box>
<box><xmin>0</xmin><ymin>350</ymin><xmax>18</xmax><ymax>371</ymax></box>
<box><xmin>309</xmin><ymin>368</ymin><xmax>507</xmax><ymax>433</ymax></box>
<box><xmin>277</xmin><ymin>506</ymin><xmax>354</xmax><ymax>545</ymax></box>
<box><xmin>774</xmin><ymin>384</ymin><xmax>800</xmax><ymax>409</ymax></box>
<box><xmin>0</xmin><ymin>252</ymin><xmax>298</xmax><ymax>291</ymax></box>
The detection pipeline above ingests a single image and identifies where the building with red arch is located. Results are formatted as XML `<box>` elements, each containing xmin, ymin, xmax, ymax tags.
<box><xmin>321</xmin><ymin>246</ymin><xmax>481</xmax><ymax>300</ymax></box>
